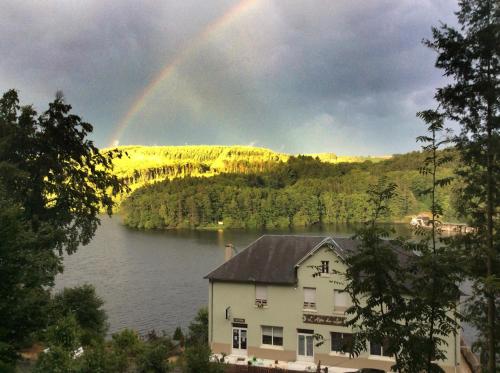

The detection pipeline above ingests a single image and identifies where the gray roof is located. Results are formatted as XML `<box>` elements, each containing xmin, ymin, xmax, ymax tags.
<box><xmin>205</xmin><ymin>235</ymin><xmax>413</xmax><ymax>285</ymax></box>
<box><xmin>205</xmin><ymin>235</ymin><xmax>340</xmax><ymax>285</ymax></box>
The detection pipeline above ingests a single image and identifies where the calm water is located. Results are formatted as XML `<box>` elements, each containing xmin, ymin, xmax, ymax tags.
<box><xmin>55</xmin><ymin>217</ymin><xmax>475</xmax><ymax>344</ymax></box>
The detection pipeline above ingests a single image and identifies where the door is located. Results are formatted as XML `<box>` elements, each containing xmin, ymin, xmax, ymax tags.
<box><xmin>297</xmin><ymin>333</ymin><xmax>314</xmax><ymax>362</ymax></box>
<box><xmin>232</xmin><ymin>327</ymin><xmax>247</xmax><ymax>356</ymax></box>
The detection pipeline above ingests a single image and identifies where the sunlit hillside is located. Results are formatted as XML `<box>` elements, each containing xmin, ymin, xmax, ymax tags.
<box><xmin>307</xmin><ymin>153</ymin><xmax>391</xmax><ymax>164</ymax></box>
<box><xmin>103</xmin><ymin>145</ymin><xmax>391</xmax><ymax>198</ymax></box>
<box><xmin>120</xmin><ymin>148</ymin><xmax>460</xmax><ymax>230</ymax></box>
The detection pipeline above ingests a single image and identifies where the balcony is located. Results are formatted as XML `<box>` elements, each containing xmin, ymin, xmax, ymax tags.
<box><xmin>255</xmin><ymin>299</ymin><xmax>268</xmax><ymax>308</ymax></box>
<box><xmin>303</xmin><ymin>302</ymin><xmax>316</xmax><ymax>311</ymax></box>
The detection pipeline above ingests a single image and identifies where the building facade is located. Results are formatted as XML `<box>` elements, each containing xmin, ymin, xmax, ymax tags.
<box><xmin>206</xmin><ymin>235</ymin><xmax>461</xmax><ymax>372</ymax></box>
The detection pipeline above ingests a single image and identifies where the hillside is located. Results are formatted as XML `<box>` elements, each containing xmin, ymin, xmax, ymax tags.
<box><xmin>119</xmin><ymin>148</ymin><xmax>460</xmax><ymax>230</ymax></box>
<box><xmin>104</xmin><ymin>145</ymin><xmax>390</xmax><ymax>195</ymax></box>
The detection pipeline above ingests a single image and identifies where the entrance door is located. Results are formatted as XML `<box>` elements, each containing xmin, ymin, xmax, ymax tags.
<box><xmin>297</xmin><ymin>333</ymin><xmax>314</xmax><ymax>361</ymax></box>
<box><xmin>232</xmin><ymin>327</ymin><xmax>247</xmax><ymax>356</ymax></box>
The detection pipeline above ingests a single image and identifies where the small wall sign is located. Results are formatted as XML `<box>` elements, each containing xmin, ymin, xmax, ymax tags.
<box><xmin>233</xmin><ymin>318</ymin><xmax>245</xmax><ymax>323</ymax></box>
<box><xmin>303</xmin><ymin>314</ymin><xmax>345</xmax><ymax>326</ymax></box>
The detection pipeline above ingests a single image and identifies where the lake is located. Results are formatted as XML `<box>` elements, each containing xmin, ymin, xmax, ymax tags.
<box><xmin>55</xmin><ymin>216</ymin><xmax>475</xmax><ymax>344</ymax></box>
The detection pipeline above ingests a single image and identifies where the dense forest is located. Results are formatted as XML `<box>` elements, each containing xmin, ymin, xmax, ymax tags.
<box><xmin>105</xmin><ymin>145</ymin><xmax>388</xmax><ymax>196</ymax></box>
<box><xmin>120</xmin><ymin>149</ymin><xmax>460</xmax><ymax>230</ymax></box>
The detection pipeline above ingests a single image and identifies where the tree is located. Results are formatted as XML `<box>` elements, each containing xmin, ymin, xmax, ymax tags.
<box><xmin>33</xmin><ymin>346</ymin><xmax>76</xmax><ymax>373</ymax></box>
<box><xmin>343</xmin><ymin>178</ymin><xmax>412</xmax><ymax>373</ymax></box>
<box><xmin>184</xmin><ymin>344</ymin><xmax>224</xmax><ymax>373</ymax></box>
<box><xmin>111</xmin><ymin>329</ymin><xmax>143</xmax><ymax>357</ymax></box>
<box><xmin>187</xmin><ymin>308</ymin><xmax>209</xmax><ymax>346</ymax></box>
<box><xmin>406</xmin><ymin>110</ymin><xmax>463</xmax><ymax>372</ymax></box>
<box><xmin>0</xmin><ymin>186</ymin><xmax>54</xmax><ymax>368</ymax></box>
<box><xmin>50</xmin><ymin>285</ymin><xmax>108</xmax><ymax>345</ymax></box>
<box><xmin>0</xmin><ymin>89</ymin><xmax>126</xmax><ymax>365</ymax></box>
<box><xmin>34</xmin><ymin>315</ymin><xmax>82</xmax><ymax>373</ymax></box>
<box><xmin>76</xmin><ymin>342</ymin><xmax>126</xmax><ymax>373</ymax></box>
<box><xmin>136</xmin><ymin>333</ymin><xmax>173</xmax><ymax>373</ymax></box>
<box><xmin>424</xmin><ymin>1</ymin><xmax>500</xmax><ymax>369</ymax></box>
<box><xmin>109</xmin><ymin>329</ymin><xmax>144</xmax><ymax>372</ymax></box>
<box><xmin>173</xmin><ymin>327</ymin><xmax>185</xmax><ymax>347</ymax></box>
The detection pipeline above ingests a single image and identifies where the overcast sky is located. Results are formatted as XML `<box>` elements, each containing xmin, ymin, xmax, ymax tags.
<box><xmin>0</xmin><ymin>0</ymin><xmax>458</xmax><ymax>155</ymax></box>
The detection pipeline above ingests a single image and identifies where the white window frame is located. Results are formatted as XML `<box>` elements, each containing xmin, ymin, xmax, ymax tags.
<box><xmin>333</xmin><ymin>289</ymin><xmax>349</xmax><ymax>313</ymax></box>
<box><xmin>255</xmin><ymin>285</ymin><xmax>268</xmax><ymax>307</ymax></box>
<box><xmin>261</xmin><ymin>326</ymin><xmax>283</xmax><ymax>347</ymax></box>
<box><xmin>232</xmin><ymin>327</ymin><xmax>248</xmax><ymax>356</ymax></box>
<box><xmin>297</xmin><ymin>332</ymin><xmax>314</xmax><ymax>362</ymax></box>
<box><xmin>303</xmin><ymin>287</ymin><xmax>316</xmax><ymax>310</ymax></box>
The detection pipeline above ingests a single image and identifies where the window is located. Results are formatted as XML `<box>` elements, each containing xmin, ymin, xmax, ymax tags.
<box><xmin>370</xmin><ymin>339</ymin><xmax>392</xmax><ymax>357</ymax></box>
<box><xmin>331</xmin><ymin>332</ymin><xmax>353</xmax><ymax>354</ymax></box>
<box><xmin>333</xmin><ymin>290</ymin><xmax>349</xmax><ymax>312</ymax></box>
<box><xmin>255</xmin><ymin>285</ymin><xmax>268</xmax><ymax>306</ymax></box>
<box><xmin>303</xmin><ymin>287</ymin><xmax>316</xmax><ymax>309</ymax></box>
<box><xmin>262</xmin><ymin>326</ymin><xmax>283</xmax><ymax>346</ymax></box>
<box><xmin>321</xmin><ymin>260</ymin><xmax>329</xmax><ymax>274</ymax></box>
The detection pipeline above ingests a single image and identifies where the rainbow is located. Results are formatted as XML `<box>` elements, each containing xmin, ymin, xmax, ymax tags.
<box><xmin>109</xmin><ymin>0</ymin><xmax>261</xmax><ymax>147</ymax></box>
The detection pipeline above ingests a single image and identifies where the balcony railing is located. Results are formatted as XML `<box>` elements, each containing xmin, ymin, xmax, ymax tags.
<box><xmin>303</xmin><ymin>302</ymin><xmax>316</xmax><ymax>310</ymax></box>
<box><xmin>255</xmin><ymin>299</ymin><xmax>268</xmax><ymax>308</ymax></box>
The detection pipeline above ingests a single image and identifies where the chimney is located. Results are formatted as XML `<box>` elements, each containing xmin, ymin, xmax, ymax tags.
<box><xmin>225</xmin><ymin>243</ymin><xmax>234</xmax><ymax>262</ymax></box>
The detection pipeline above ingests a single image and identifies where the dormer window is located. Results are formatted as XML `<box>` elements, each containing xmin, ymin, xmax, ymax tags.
<box><xmin>321</xmin><ymin>260</ymin><xmax>329</xmax><ymax>274</ymax></box>
<box><xmin>255</xmin><ymin>285</ymin><xmax>268</xmax><ymax>307</ymax></box>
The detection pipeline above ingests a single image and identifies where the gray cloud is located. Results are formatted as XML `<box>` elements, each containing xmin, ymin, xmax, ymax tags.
<box><xmin>0</xmin><ymin>0</ymin><xmax>458</xmax><ymax>154</ymax></box>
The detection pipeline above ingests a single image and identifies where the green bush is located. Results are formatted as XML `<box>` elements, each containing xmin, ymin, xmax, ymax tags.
<box><xmin>184</xmin><ymin>344</ymin><xmax>224</xmax><ymax>373</ymax></box>
<box><xmin>44</xmin><ymin>315</ymin><xmax>81</xmax><ymax>352</ymax></box>
<box><xmin>187</xmin><ymin>308</ymin><xmax>208</xmax><ymax>346</ymax></box>
<box><xmin>136</xmin><ymin>342</ymin><xmax>171</xmax><ymax>373</ymax></box>
<box><xmin>111</xmin><ymin>329</ymin><xmax>143</xmax><ymax>357</ymax></box>
<box><xmin>173</xmin><ymin>327</ymin><xmax>184</xmax><ymax>347</ymax></box>
<box><xmin>50</xmin><ymin>285</ymin><xmax>108</xmax><ymax>346</ymax></box>
<box><xmin>33</xmin><ymin>346</ymin><xmax>75</xmax><ymax>373</ymax></box>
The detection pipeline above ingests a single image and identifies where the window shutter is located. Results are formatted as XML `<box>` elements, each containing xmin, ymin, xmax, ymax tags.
<box><xmin>304</xmin><ymin>287</ymin><xmax>316</xmax><ymax>303</ymax></box>
<box><xmin>334</xmin><ymin>290</ymin><xmax>348</xmax><ymax>310</ymax></box>
<box><xmin>273</xmin><ymin>327</ymin><xmax>283</xmax><ymax>338</ymax></box>
<box><xmin>262</xmin><ymin>326</ymin><xmax>272</xmax><ymax>345</ymax></box>
<box><xmin>262</xmin><ymin>326</ymin><xmax>272</xmax><ymax>336</ymax></box>
<box><xmin>256</xmin><ymin>285</ymin><xmax>267</xmax><ymax>300</ymax></box>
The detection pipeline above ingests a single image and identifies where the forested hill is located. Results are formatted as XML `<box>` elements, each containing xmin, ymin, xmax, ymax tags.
<box><xmin>105</xmin><ymin>145</ymin><xmax>388</xmax><ymax>193</ymax></box>
<box><xmin>120</xmin><ymin>148</ymin><xmax>460</xmax><ymax>230</ymax></box>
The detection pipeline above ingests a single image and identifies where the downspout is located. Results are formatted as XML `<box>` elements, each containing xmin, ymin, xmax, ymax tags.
<box><xmin>454</xmin><ymin>331</ymin><xmax>457</xmax><ymax>373</ymax></box>
<box><xmin>454</xmin><ymin>311</ymin><xmax>457</xmax><ymax>373</ymax></box>
<box><xmin>210</xmin><ymin>280</ymin><xmax>214</xmax><ymax>344</ymax></box>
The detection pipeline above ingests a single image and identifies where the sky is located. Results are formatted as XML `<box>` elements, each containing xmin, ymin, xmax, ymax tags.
<box><xmin>0</xmin><ymin>0</ymin><xmax>458</xmax><ymax>155</ymax></box>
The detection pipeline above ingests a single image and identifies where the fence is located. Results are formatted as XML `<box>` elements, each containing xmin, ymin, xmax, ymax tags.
<box><xmin>224</xmin><ymin>364</ymin><xmax>304</xmax><ymax>373</ymax></box>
